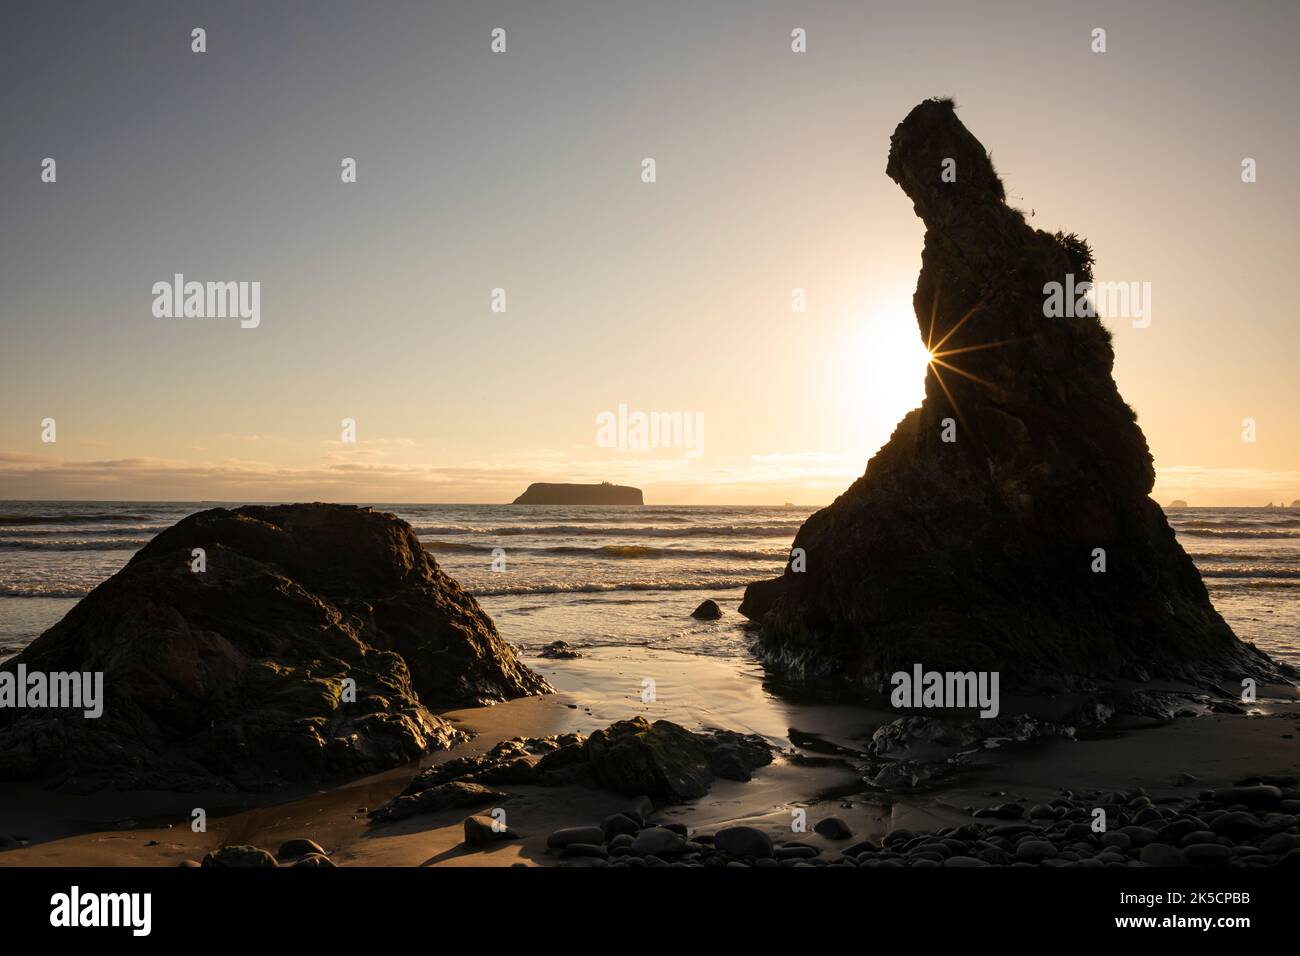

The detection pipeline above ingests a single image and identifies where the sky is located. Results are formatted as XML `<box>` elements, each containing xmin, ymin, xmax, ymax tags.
<box><xmin>1</xmin><ymin>0</ymin><xmax>1297</xmax><ymax>505</ymax></box>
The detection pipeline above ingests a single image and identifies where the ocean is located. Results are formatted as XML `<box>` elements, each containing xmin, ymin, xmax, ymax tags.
<box><xmin>1</xmin><ymin>502</ymin><xmax>1296</xmax><ymax>667</ymax></box>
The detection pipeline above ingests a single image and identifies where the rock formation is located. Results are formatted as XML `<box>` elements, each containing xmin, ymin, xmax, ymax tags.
<box><xmin>370</xmin><ymin>717</ymin><xmax>773</xmax><ymax>820</ymax></box>
<box><xmin>513</xmin><ymin>482</ymin><xmax>644</xmax><ymax>505</ymax></box>
<box><xmin>742</xmin><ymin>99</ymin><xmax>1292</xmax><ymax>695</ymax></box>
<box><xmin>0</xmin><ymin>503</ymin><xmax>551</xmax><ymax>792</ymax></box>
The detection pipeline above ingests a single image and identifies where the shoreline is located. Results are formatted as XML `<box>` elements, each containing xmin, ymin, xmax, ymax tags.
<box><xmin>2</xmin><ymin>646</ymin><xmax>1295</xmax><ymax>867</ymax></box>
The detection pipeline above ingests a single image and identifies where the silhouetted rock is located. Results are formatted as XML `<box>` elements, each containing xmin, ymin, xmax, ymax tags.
<box><xmin>513</xmin><ymin>482</ymin><xmax>643</xmax><ymax>505</ymax></box>
<box><xmin>464</xmin><ymin>814</ymin><xmax>518</xmax><ymax>846</ymax></box>
<box><xmin>742</xmin><ymin>99</ymin><xmax>1293</xmax><ymax>695</ymax></box>
<box><xmin>277</xmin><ymin>838</ymin><xmax>327</xmax><ymax>861</ymax></box>
<box><xmin>541</xmin><ymin>640</ymin><xmax>581</xmax><ymax>659</ymax></box>
<box><xmin>0</xmin><ymin>503</ymin><xmax>551</xmax><ymax>792</ymax></box>
<box><xmin>202</xmin><ymin>845</ymin><xmax>278</xmax><ymax>867</ymax></box>
<box><xmin>585</xmin><ymin>718</ymin><xmax>714</xmax><ymax>802</ymax></box>
<box><xmin>369</xmin><ymin>717</ymin><xmax>775</xmax><ymax>818</ymax></box>
<box><xmin>1167</xmin><ymin>500</ymin><xmax>1188</xmax><ymax>508</ymax></box>
<box><xmin>691</xmin><ymin>599</ymin><xmax>723</xmax><ymax>619</ymax></box>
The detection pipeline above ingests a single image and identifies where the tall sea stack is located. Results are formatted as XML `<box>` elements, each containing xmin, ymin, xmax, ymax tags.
<box><xmin>741</xmin><ymin>99</ymin><xmax>1288</xmax><ymax>693</ymax></box>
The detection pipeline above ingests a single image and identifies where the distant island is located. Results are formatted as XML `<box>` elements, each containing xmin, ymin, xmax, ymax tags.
<box><xmin>1167</xmin><ymin>499</ymin><xmax>1188</xmax><ymax>508</ymax></box>
<box><xmin>512</xmin><ymin>482</ymin><xmax>644</xmax><ymax>505</ymax></box>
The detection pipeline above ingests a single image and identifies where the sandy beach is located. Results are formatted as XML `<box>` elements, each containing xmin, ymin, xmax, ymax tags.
<box><xmin>3</xmin><ymin>636</ymin><xmax>1296</xmax><ymax>868</ymax></box>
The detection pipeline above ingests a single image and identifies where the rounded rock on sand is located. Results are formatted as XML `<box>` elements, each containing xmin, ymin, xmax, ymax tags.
<box><xmin>1140</xmin><ymin>843</ymin><xmax>1188</xmax><ymax>868</ymax></box>
<box><xmin>629</xmin><ymin>827</ymin><xmax>686</xmax><ymax>856</ymax></box>
<box><xmin>202</xmin><ymin>845</ymin><xmax>278</xmax><ymax>867</ymax></box>
<box><xmin>813</xmin><ymin>817</ymin><xmax>854</xmax><ymax>840</ymax></box>
<box><xmin>547</xmin><ymin>826</ymin><xmax>605</xmax><ymax>849</ymax></box>
<box><xmin>464</xmin><ymin>814</ymin><xmax>518</xmax><ymax>846</ymax></box>
<box><xmin>277</xmin><ymin>838</ymin><xmax>327</xmax><ymax>860</ymax></box>
<box><xmin>690</xmin><ymin>599</ymin><xmax>723</xmax><ymax>620</ymax></box>
<box><xmin>713</xmin><ymin>826</ymin><xmax>773</xmax><ymax>859</ymax></box>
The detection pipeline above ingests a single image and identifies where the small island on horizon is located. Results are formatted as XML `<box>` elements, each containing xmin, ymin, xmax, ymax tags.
<box><xmin>512</xmin><ymin>482</ymin><xmax>644</xmax><ymax>505</ymax></box>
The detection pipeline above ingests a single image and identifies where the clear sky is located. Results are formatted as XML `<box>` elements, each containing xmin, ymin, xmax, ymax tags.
<box><xmin>2</xmin><ymin>0</ymin><xmax>1297</xmax><ymax>505</ymax></box>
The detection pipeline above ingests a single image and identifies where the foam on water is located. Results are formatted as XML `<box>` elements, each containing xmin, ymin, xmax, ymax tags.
<box><xmin>0</xmin><ymin>501</ymin><xmax>1295</xmax><ymax>666</ymax></box>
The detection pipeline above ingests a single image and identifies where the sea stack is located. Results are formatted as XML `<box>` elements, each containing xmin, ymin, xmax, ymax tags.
<box><xmin>741</xmin><ymin>99</ymin><xmax>1289</xmax><ymax>694</ymax></box>
<box><xmin>0</xmin><ymin>504</ymin><xmax>552</xmax><ymax>792</ymax></box>
<box><xmin>513</xmin><ymin>482</ymin><xmax>643</xmax><ymax>505</ymax></box>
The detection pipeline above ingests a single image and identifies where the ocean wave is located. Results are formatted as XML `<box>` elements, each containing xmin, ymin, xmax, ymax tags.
<box><xmin>1200</xmin><ymin>567</ymin><xmax>1300</xmax><ymax>579</ymax></box>
<box><xmin>470</xmin><ymin>578</ymin><xmax>756</xmax><ymax>597</ymax></box>
<box><xmin>1205</xmin><ymin>578</ymin><xmax>1300</xmax><ymax>589</ymax></box>
<box><xmin>411</xmin><ymin>523</ymin><xmax>802</xmax><ymax>539</ymax></box>
<box><xmin>0</xmin><ymin>538</ymin><xmax>148</xmax><ymax>551</ymax></box>
<box><xmin>1178</xmin><ymin>529</ymin><xmax>1300</xmax><ymax>539</ymax></box>
<box><xmin>0</xmin><ymin>525</ymin><xmax>166</xmax><ymax>538</ymax></box>
<box><xmin>0</xmin><ymin>585</ymin><xmax>91</xmax><ymax>598</ymax></box>
<box><xmin>423</xmin><ymin>539</ymin><xmax>782</xmax><ymax>561</ymax></box>
<box><xmin>1176</xmin><ymin>518</ymin><xmax>1300</xmax><ymax>529</ymax></box>
<box><xmin>0</xmin><ymin>513</ymin><xmax>157</xmax><ymax>526</ymax></box>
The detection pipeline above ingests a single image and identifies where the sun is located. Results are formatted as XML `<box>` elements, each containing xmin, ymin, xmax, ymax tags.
<box><xmin>837</xmin><ymin>299</ymin><xmax>933</xmax><ymax>454</ymax></box>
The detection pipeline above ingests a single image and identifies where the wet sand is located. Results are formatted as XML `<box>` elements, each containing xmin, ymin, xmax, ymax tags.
<box><xmin>0</xmin><ymin>646</ymin><xmax>1296</xmax><ymax>867</ymax></box>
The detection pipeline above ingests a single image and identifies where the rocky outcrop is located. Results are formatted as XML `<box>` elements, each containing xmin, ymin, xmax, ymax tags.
<box><xmin>512</xmin><ymin>482</ymin><xmax>643</xmax><ymax>505</ymax></box>
<box><xmin>370</xmin><ymin>717</ymin><xmax>774</xmax><ymax>820</ymax></box>
<box><xmin>742</xmin><ymin>99</ymin><xmax>1292</xmax><ymax>694</ymax></box>
<box><xmin>0</xmin><ymin>503</ymin><xmax>551</xmax><ymax>792</ymax></box>
<box><xmin>690</xmin><ymin>599</ymin><xmax>723</xmax><ymax>620</ymax></box>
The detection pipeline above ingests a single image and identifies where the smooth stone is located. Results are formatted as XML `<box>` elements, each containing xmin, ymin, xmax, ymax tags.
<box><xmin>629</xmin><ymin>827</ymin><xmax>687</xmax><ymax>856</ymax></box>
<box><xmin>562</xmin><ymin>843</ymin><xmax>608</xmax><ymax>859</ymax></box>
<box><xmin>463</xmin><ymin>814</ymin><xmax>518</xmax><ymax>846</ymax></box>
<box><xmin>1140</xmin><ymin>843</ymin><xmax>1188</xmax><ymax>868</ymax></box>
<box><xmin>600</xmin><ymin>813</ymin><xmax>641</xmax><ymax>840</ymax></box>
<box><xmin>202</xmin><ymin>845</ymin><xmax>277</xmax><ymax>868</ymax></box>
<box><xmin>277</xmin><ymin>838</ymin><xmax>327</xmax><ymax>859</ymax></box>
<box><xmin>775</xmin><ymin>845</ymin><xmax>820</xmax><ymax>860</ymax></box>
<box><xmin>813</xmin><ymin>817</ymin><xmax>854</xmax><ymax>840</ymax></box>
<box><xmin>547</xmin><ymin>826</ymin><xmax>605</xmax><ymax>849</ymax></box>
<box><xmin>1183</xmin><ymin>843</ymin><xmax>1232</xmax><ymax>866</ymax></box>
<box><xmin>690</xmin><ymin>599</ymin><xmax>724</xmax><ymax>619</ymax></box>
<box><xmin>1100</xmin><ymin>832</ymin><xmax>1132</xmax><ymax>851</ymax></box>
<box><xmin>1212</xmin><ymin>785</ymin><xmax>1282</xmax><ymax>809</ymax></box>
<box><xmin>1118</xmin><ymin>826</ymin><xmax>1159</xmax><ymax>847</ymax></box>
<box><xmin>714</xmin><ymin>826</ymin><xmax>774</xmax><ymax>859</ymax></box>
<box><xmin>1210</xmin><ymin>811</ymin><xmax>1267</xmax><ymax>837</ymax></box>
<box><xmin>1015</xmin><ymin>840</ymin><xmax>1057</xmax><ymax>863</ymax></box>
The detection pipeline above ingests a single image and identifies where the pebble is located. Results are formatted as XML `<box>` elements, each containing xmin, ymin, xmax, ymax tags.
<box><xmin>813</xmin><ymin>817</ymin><xmax>854</xmax><ymax>840</ymax></box>
<box><xmin>1212</xmin><ymin>785</ymin><xmax>1282</xmax><ymax>809</ymax></box>
<box><xmin>629</xmin><ymin>827</ymin><xmax>686</xmax><ymax>856</ymax></box>
<box><xmin>1139</xmin><ymin>843</ymin><xmax>1188</xmax><ymax>867</ymax></box>
<box><xmin>714</xmin><ymin>826</ymin><xmax>774</xmax><ymax>859</ymax></box>
<box><xmin>547</xmin><ymin>826</ymin><xmax>605</xmax><ymax>849</ymax></box>
<box><xmin>1014</xmin><ymin>840</ymin><xmax>1057</xmax><ymax>863</ymax></box>
<box><xmin>1182</xmin><ymin>844</ymin><xmax>1232</xmax><ymax>866</ymax></box>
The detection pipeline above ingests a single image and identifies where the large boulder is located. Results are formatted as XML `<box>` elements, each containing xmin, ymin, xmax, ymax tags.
<box><xmin>742</xmin><ymin>99</ymin><xmax>1293</xmax><ymax>694</ymax></box>
<box><xmin>584</xmin><ymin>718</ymin><xmax>715</xmax><ymax>803</ymax></box>
<box><xmin>0</xmin><ymin>503</ymin><xmax>551</xmax><ymax>792</ymax></box>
